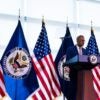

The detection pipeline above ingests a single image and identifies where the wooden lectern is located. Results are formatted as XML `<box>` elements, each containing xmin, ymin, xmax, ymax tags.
<box><xmin>66</xmin><ymin>55</ymin><xmax>100</xmax><ymax>100</ymax></box>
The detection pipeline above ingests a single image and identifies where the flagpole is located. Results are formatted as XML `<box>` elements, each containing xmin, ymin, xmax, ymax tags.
<box><xmin>42</xmin><ymin>16</ymin><xmax>44</xmax><ymax>22</ymax></box>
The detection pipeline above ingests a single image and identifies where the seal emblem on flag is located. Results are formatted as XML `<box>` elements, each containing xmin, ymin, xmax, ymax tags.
<box><xmin>58</xmin><ymin>55</ymin><xmax>70</xmax><ymax>81</ymax></box>
<box><xmin>3</xmin><ymin>47</ymin><xmax>31</xmax><ymax>79</ymax></box>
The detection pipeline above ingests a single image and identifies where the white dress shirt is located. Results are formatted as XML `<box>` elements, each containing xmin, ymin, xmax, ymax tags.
<box><xmin>76</xmin><ymin>45</ymin><xmax>83</xmax><ymax>55</ymax></box>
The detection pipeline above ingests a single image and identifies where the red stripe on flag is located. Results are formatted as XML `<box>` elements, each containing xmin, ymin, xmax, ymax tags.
<box><xmin>93</xmin><ymin>70</ymin><xmax>100</xmax><ymax>90</ymax></box>
<box><xmin>93</xmin><ymin>78</ymin><xmax>100</xmax><ymax>94</ymax></box>
<box><xmin>0</xmin><ymin>66</ymin><xmax>6</xmax><ymax>98</ymax></box>
<box><xmin>38</xmin><ymin>89</ymin><xmax>46</xmax><ymax>100</ymax></box>
<box><xmin>92</xmin><ymin>66</ymin><xmax>100</xmax><ymax>99</ymax></box>
<box><xmin>36</xmin><ymin>60</ymin><xmax>52</xmax><ymax>99</ymax></box>
<box><xmin>32</xmin><ymin>59</ymin><xmax>52</xmax><ymax>100</ymax></box>
<box><xmin>0</xmin><ymin>86</ymin><xmax>5</xmax><ymax>97</ymax></box>
<box><xmin>49</xmin><ymin>54</ymin><xmax>56</xmax><ymax>69</ymax></box>
<box><xmin>31</xmin><ymin>54</ymin><xmax>61</xmax><ymax>99</ymax></box>
<box><xmin>94</xmin><ymin>67</ymin><xmax>100</xmax><ymax>80</ymax></box>
<box><xmin>97</xmin><ymin>97</ymin><xmax>100</xmax><ymax>100</ymax></box>
<box><xmin>0</xmin><ymin>71</ymin><xmax>4</xmax><ymax>84</ymax></box>
<box><xmin>44</xmin><ymin>55</ymin><xmax>61</xmax><ymax>96</ymax></box>
<box><xmin>32</xmin><ymin>94</ymin><xmax>38</xmax><ymax>100</ymax></box>
<box><xmin>39</xmin><ymin>59</ymin><xmax>57</xmax><ymax>97</ymax></box>
<box><xmin>47</xmin><ymin>54</ymin><xmax>61</xmax><ymax>92</ymax></box>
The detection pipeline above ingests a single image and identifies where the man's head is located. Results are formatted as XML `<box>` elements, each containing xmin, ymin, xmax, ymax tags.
<box><xmin>76</xmin><ymin>35</ymin><xmax>85</xmax><ymax>47</ymax></box>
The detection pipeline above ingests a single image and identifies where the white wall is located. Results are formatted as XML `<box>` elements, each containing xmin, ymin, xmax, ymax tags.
<box><xmin>0</xmin><ymin>0</ymin><xmax>100</xmax><ymax>59</ymax></box>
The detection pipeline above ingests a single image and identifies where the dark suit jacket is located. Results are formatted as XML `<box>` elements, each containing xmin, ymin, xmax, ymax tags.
<box><xmin>66</xmin><ymin>45</ymin><xmax>87</xmax><ymax>60</ymax></box>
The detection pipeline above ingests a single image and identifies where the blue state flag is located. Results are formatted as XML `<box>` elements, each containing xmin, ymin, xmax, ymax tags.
<box><xmin>1</xmin><ymin>20</ymin><xmax>39</xmax><ymax>100</ymax></box>
<box><xmin>55</xmin><ymin>25</ymin><xmax>75</xmax><ymax>99</ymax></box>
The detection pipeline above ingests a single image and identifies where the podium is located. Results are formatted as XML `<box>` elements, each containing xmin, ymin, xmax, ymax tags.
<box><xmin>66</xmin><ymin>55</ymin><xmax>100</xmax><ymax>100</ymax></box>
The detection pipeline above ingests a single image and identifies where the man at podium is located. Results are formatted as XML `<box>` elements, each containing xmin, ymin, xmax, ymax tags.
<box><xmin>67</xmin><ymin>35</ymin><xmax>87</xmax><ymax>60</ymax></box>
<box><xmin>66</xmin><ymin>35</ymin><xmax>87</xmax><ymax>100</ymax></box>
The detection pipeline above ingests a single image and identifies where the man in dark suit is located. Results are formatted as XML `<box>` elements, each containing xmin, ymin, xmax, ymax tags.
<box><xmin>65</xmin><ymin>35</ymin><xmax>87</xmax><ymax>100</ymax></box>
<box><xmin>67</xmin><ymin>35</ymin><xmax>87</xmax><ymax>60</ymax></box>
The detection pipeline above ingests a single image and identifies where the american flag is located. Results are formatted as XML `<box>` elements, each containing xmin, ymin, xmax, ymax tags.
<box><xmin>0</xmin><ymin>64</ymin><xmax>6</xmax><ymax>99</ymax></box>
<box><xmin>32</xmin><ymin>20</ymin><xmax>61</xmax><ymax>100</ymax></box>
<box><xmin>86</xmin><ymin>28</ymin><xmax>100</xmax><ymax>100</ymax></box>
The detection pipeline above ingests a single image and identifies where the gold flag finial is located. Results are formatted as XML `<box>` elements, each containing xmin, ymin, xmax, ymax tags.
<box><xmin>42</xmin><ymin>16</ymin><xmax>45</xmax><ymax>22</ymax></box>
<box><xmin>18</xmin><ymin>9</ymin><xmax>20</xmax><ymax>20</ymax></box>
<box><xmin>91</xmin><ymin>20</ymin><xmax>94</xmax><ymax>31</ymax></box>
<box><xmin>91</xmin><ymin>20</ymin><xmax>93</xmax><ymax>28</ymax></box>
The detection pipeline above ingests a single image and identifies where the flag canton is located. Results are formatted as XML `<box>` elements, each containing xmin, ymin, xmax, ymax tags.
<box><xmin>34</xmin><ymin>22</ymin><xmax>51</xmax><ymax>60</ymax></box>
<box><xmin>86</xmin><ymin>33</ymin><xmax>99</xmax><ymax>55</ymax></box>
